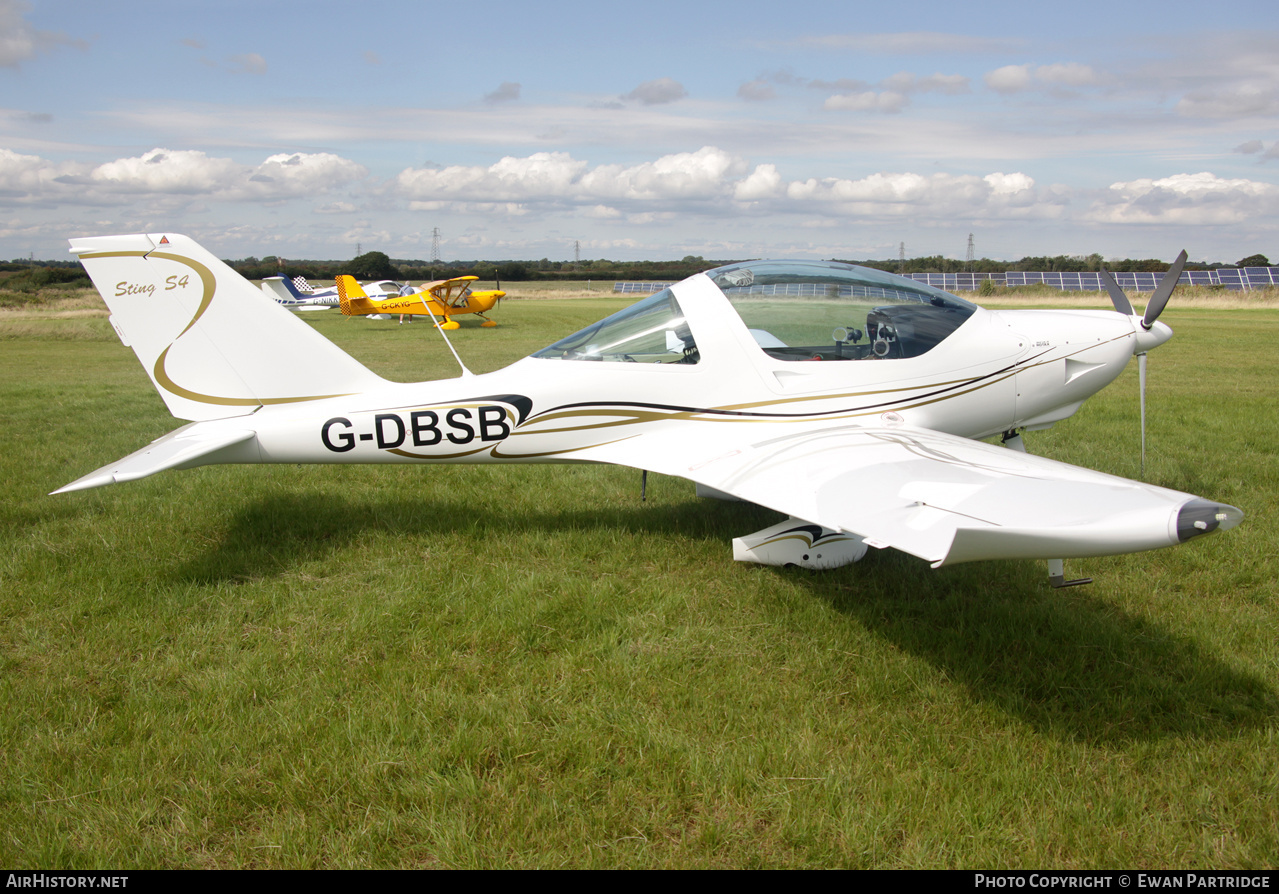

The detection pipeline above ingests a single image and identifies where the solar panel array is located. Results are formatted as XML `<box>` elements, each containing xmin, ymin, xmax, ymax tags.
<box><xmin>1207</xmin><ymin>268</ymin><xmax>1279</xmax><ymax>289</ymax></box>
<box><xmin>905</xmin><ymin>269</ymin><xmax>1279</xmax><ymax>292</ymax></box>
<box><xmin>613</xmin><ymin>281</ymin><xmax>676</xmax><ymax>294</ymax></box>
<box><xmin>905</xmin><ymin>273</ymin><xmax>1000</xmax><ymax>291</ymax></box>
<box><xmin>615</xmin><ymin>267</ymin><xmax>1279</xmax><ymax>294</ymax></box>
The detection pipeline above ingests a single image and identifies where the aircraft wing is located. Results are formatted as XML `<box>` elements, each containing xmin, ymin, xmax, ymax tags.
<box><xmin>582</xmin><ymin>421</ymin><xmax>1239</xmax><ymax>567</ymax></box>
<box><xmin>426</xmin><ymin>276</ymin><xmax>478</xmax><ymax>301</ymax></box>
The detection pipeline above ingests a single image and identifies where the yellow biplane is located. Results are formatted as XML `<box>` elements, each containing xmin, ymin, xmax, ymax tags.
<box><xmin>336</xmin><ymin>275</ymin><xmax>504</xmax><ymax>328</ymax></box>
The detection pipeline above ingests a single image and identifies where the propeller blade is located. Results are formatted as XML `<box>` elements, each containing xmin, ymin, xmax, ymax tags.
<box><xmin>1139</xmin><ymin>351</ymin><xmax>1147</xmax><ymax>476</ymax></box>
<box><xmin>1099</xmin><ymin>268</ymin><xmax>1134</xmax><ymax>316</ymax></box>
<box><xmin>1142</xmin><ymin>250</ymin><xmax>1187</xmax><ymax>329</ymax></box>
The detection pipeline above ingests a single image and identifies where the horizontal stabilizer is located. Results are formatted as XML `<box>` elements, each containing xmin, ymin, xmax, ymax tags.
<box><xmin>52</xmin><ymin>425</ymin><xmax>256</xmax><ymax>494</ymax></box>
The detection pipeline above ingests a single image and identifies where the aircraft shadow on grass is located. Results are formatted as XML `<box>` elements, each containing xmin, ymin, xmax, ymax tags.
<box><xmin>172</xmin><ymin>487</ymin><xmax>1277</xmax><ymax>746</ymax></box>
<box><xmin>801</xmin><ymin>560</ymin><xmax>1279</xmax><ymax>745</ymax></box>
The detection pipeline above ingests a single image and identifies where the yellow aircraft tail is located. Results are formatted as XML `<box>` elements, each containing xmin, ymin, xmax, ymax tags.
<box><xmin>336</xmin><ymin>275</ymin><xmax>372</xmax><ymax>315</ymax></box>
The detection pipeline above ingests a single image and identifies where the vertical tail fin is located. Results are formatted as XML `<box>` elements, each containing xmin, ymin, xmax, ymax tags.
<box><xmin>261</xmin><ymin>275</ymin><xmax>304</xmax><ymax>304</ymax></box>
<box><xmin>335</xmin><ymin>275</ymin><xmax>371</xmax><ymax>316</ymax></box>
<box><xmin>72</xmin><ymin>233</ymin><xmax>386</xmax><ymax>421</ymax></box>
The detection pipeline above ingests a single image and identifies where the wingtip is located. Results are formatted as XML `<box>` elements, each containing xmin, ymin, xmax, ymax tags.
<box><xmin>1175</xmin><ymin>499</ymin><xmax>1244</xmax><ymax>542</ymax></box>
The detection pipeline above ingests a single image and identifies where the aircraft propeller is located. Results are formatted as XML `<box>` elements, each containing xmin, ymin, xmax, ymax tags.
<box><xmin>1141</xmin><ymin>249</ymin><xmax>1187</xmax><ymax>330</ymax></box>
<box><xmin>1099</xmin><ymin>250</ymin><xmax>1188</xmax><ymax>475</ymax></box>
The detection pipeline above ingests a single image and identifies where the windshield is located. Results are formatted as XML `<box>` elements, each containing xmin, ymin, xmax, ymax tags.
<box><xmin>531</xmin><ymin>288</ymin><xmax>699</xmax><ymax>364</ymax></box>
<box><xmin>707</xmin><ymin>260</ymin><xmax>976</xmax><ymax>361</ymax></box>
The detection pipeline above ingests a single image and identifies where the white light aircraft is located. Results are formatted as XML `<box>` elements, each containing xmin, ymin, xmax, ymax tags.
<box><xmin>262</xmin><ymin>272</ymin><xmax>340</xmax><ymax>310</ymax></box>
<box><xmin>260</xmin><ymin>274</ymin><xmax>340</xmax><ymax>310</ymax></box>
<box><xmin>57</xmin><ymin>234</ymin><xmax>1242</xmax><ymax>585</ymax></box>
<box><xmin>261</xmin><ymin>274</ymin><xmax>404</xmax><ymax>313</ymax></box>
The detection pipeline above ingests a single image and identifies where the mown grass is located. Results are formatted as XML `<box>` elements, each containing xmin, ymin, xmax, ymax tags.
<box><xmin>1</xmin><ymin>294</ymin><xmax>1276</xmax><ymax>868</ymax></box>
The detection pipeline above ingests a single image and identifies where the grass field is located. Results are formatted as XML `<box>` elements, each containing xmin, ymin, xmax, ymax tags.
<box><xmin>1</xmin><ymin>288</ymin><xmax>1276</xmax><ymax>868</ymax></box>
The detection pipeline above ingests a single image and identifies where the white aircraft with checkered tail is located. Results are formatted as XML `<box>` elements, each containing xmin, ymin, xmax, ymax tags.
<box><xmin>56</xmin><ymin>234</ymin><xmax>1241</xmax><ymax>586</ymax></box>
<box><xmin>260</xmin><ymin>274</ymin><xmax>402</xmax><ymax>312</ymax></box>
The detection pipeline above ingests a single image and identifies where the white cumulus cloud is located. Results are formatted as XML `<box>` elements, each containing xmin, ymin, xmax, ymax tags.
<box><xmin>91</xmin><ymin>149</ymin><xmax>243</xmax><ymax>194</ymax></box>
<box><xmin>782</xmin><ymin>170</ymin><xmax>1055</xmax><ymax>220</ymax></box>
<box><xmin>0</xmin><ymin>147</ymin><xmax>83</xmax><ymax>197</ymax></box>
<box><xmin>396</xmin><ymin>152</ymin><xmax>589</xmax><ymax>202</ymax></box>
<box><xmin>984</xmin><ymin>64</ymin><xmax>1033</xmax><ymax>94</ymax></box>
<box><xmin>734</xmin><ymin>164</ymin><xmax>784</xmax><ymax>202</ymax></box>
<box><xmin>580</xmin><ymin>147</ymin><xmax>748</xmax><ymax>201</ymax></box>
<box><xmin>0</xmin><ymin>148</ymin><xmax>366</xmax><ymax>206</ymax></box>
<box><xmin>247</xmin><ymin>153</ymin><xmax>368</xmax><ymax>197</ymax></box>
<box><xmin>984</xmin><ymin>172</ymin><xmax>1036</xmax><ymax>196</ymax></box>
<box><xmin>395</xmin><ymin>147</ymin><xmax>749</xmax><ymax>206</ymax></box>
<box><xmin>1091</xmin><ymin>172</ymin><xmax>1279</xmax><ymax>225</ymax></box>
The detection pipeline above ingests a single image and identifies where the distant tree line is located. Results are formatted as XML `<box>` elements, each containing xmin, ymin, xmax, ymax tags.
<box><xmin>2</xmin><ymin>259</ymin><xmax>85</xmax><ymax>270</ymax></box>
<box><xmin>228</xmin><ymin>250</ymin><xmax>1275</xmax><ymax>283</ymax></box>
<box><xmin>2</xmin><ymin>249</ymin><xmax>1274</xmax><ymax>289</ymax></box>
<box><xmin>0</xmin><ymin>263</ymin><xmax>89</xmax><ymax>292</ymax></box>
<box><xmin>225</xmin><ymin>252</ymin><xmax>746</xmax><ymax>284</ymax></box>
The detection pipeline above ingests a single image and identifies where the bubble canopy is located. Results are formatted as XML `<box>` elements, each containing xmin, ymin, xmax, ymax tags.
<box><xmin>531</xmin><ymin>260</ymin><xmax>978</xmax><ymax>364</ymax></box>
<box><xmin>706</xmin><ymin>260</ymin><xmax>978</xmax><ymax>362</ymax></box>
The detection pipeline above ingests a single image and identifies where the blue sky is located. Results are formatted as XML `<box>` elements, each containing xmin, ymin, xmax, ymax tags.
<box><xmin>2</xmin><ymin>0</ymin><xmax>1278</xmax><ymax>263</ymax></box>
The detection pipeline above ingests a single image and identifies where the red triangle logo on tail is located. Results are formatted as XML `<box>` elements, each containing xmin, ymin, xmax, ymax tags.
<box><xmin>159</xmin><ymin>236</ymin><xmax>170</xmax><ymax>244</ymax></box>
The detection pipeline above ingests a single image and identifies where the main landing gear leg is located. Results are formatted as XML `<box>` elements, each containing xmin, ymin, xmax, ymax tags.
<box><xmin>1001</xmin><ymin>430</ymin><xmax>1093</xmax><ymax>588</ymax></box>
<box><xmin>1048</xmin><ymin>559</ymin><xmax>1093</xmax><ymax>589</ymax></box>
<box><xmin>1000</xmin><ymin>429</ymin><xmax>1026</xmax><ymax>452</ymax></box>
